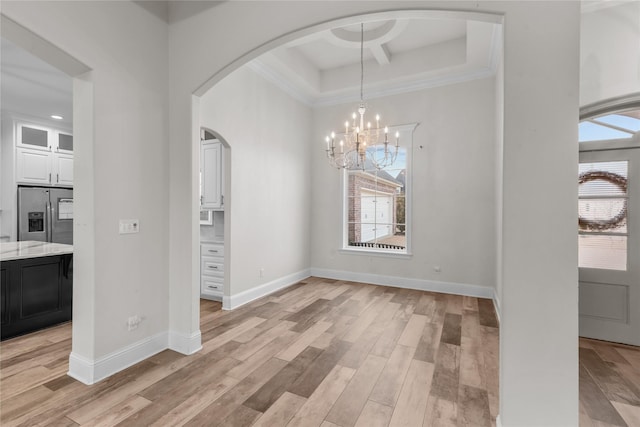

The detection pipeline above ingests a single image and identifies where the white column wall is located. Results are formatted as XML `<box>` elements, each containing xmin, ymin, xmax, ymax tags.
<box><xmin>494</xmin><ymin>44</ymin><xmax>504</xmax><ymax>316</ymax></box>
<box><xmin>499</xmin><ymin>3</ymin><xmax>579</xmax><ymax>425</ymax></box>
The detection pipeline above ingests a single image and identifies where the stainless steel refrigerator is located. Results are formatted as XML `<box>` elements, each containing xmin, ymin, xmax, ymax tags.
<box><xmin>18</xmin><ymin>186</ymin><xmax>73</xmax><ymax>245</ymax></box>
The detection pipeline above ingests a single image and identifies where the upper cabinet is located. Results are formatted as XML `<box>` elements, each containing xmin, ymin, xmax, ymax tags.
<box><xmin>57</xmin><ymin>132</ymin><xmax>74</xmax><ymax>153</ymax></box>
<box><xmin>17</xmin><ymin>123</ymin><xmax>73</xmax><ymax>153</ymax></box>
<box><xmin>15</xmin><ymin>123</ymin><xmax>73</xmax><ymax>187</ymax></box>
<box><xmin>200</xmin><ymin>139</ymin><xmax>224</xmax><ymax>210</ymax></box>
<box><xmin>17</xmin><ymin>124</ymin><xmax>49</xmax><ymax>150</ymax></box>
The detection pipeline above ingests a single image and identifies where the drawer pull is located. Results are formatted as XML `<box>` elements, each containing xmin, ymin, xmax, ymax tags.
<box><xmin>208</xmin><ymin>266</ymin><xmax>218</xmax><ymax>269</ymax></box>
<box><xmin>207</xmin><ymin>285</ymin><xmax>219</xmax><ymax>289</ymax></box>
<box><xmin>208</xmin><ymin>249</ymin><xmax>219</xmax><ymax>253</ymax></box>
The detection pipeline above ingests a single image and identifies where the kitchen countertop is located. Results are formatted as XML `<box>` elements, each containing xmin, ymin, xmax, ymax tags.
<box><xmin>0</xmin><ymin>241</ymin><xmax>74</xmax><ymax>261</ymax></box>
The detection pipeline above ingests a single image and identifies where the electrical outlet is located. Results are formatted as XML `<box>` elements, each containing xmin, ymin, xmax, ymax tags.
<box><xmin>433</xmin><ymin>265</ymin><xmax>442</xmax><ymax>273</ymax></box>
<box><xmin>127</xmin><ymin>315</ymin><xmax>142</xmax><ymax>331</ymax></box>
<box><xmin>119</xmin><ymin>219</ymin><xmax>140</xmax><ymax>234</ymax></box>
<box><xmin>259</xmin><ymin>268</ymin><xmax>264</xmax><ymax>278</ymax></box>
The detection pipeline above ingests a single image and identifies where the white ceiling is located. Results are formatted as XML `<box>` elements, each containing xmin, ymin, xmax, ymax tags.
<box><xmin>0</xmin><ymin>12</ymin><xmax>500</xmax><ymax>128</ymax></box>
<box><xmin>1</xmin><ymin>37</ymin><xmax>73</xmax><ymax>128</ymax></box>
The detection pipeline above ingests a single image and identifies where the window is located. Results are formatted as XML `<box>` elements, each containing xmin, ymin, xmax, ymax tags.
<box><xmin>579</xmin><ymin>112</ymin><xmax>640</xmax><ymax>142</ymax></box>
<box><xmin>578</xmin><ymin>161</ymin><xmax>628</xmax><ymax>270</ymax></box>
<box><xmin>343</xmin><ymin>124</ymin><xmax>414</xmax><ymax>255</ymax></box>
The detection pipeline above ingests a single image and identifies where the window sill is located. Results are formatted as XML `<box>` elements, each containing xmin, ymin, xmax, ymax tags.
<box><xmin>338</xmin><ymin>248</ymin><xmax>413</xmax><ymax>259</ymax></box>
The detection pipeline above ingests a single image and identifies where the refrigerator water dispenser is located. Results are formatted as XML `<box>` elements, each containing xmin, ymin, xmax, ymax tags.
<box><xmin>28</xmin><ymin>212</ymin><xmax>44</xmax><ymax>232</ymax></box>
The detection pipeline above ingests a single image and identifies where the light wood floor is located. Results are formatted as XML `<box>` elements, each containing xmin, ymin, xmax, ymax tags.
<box><xmin>579</xmin><ymin>338</ymin><xmax>640</xmax><ymax>426</ymax></box>
<box><xmin>0</xmin><ymin>277</ymin><xmax>637</xmax><ymax>426</ymax></box>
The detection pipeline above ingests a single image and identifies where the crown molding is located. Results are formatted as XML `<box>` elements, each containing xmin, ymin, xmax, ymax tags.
<box><xmin>248</xmin><ymin>60</ymin><xmax>496</xmax><ymax>108</ymax></box>
<box><xmin>314</xmin><ymin>67</ymin><xmax>495</xmax><ymax>107</ymax></box>
<box><xmin>246</xmin><ymin>60</ymin><xmax>315</xmax><ymax>107</ymax></box>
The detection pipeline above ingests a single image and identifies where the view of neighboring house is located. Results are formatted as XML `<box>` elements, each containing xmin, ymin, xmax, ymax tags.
<box><xmin>347</xmin><ymin>159</ymin><xmax>405</xmax><ymax>249</ymax></box>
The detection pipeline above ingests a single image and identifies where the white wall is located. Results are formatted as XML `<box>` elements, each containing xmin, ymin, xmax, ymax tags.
<box><xmin>200</xmin><ymin>67</ymin><xmax>312</xmax><ymax>298</ymax></box>
<box><xmin>311</xmin><ymin>77</ymin><xmax>496</xmax><ymax>294</ymax></box>
<box><xmin>0</xmin><ymin>115</ymin><xmax>15</xmax><ymax>242</ymax></box>
<box><xmin>1</xmin><ymin>1</ymin><xmax>170</xmax><ymax>377</ymax></box>
<box><xmin>581</xmin><ymin>2</ymin><xmax>640</xmax><ymax>106</ymax></box>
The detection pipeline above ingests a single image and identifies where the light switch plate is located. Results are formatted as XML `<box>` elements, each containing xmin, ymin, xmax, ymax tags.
<box><xmin>119</xmin><ymin>219</ymin><xmax>140</xmax><ymax>234</ymax></box>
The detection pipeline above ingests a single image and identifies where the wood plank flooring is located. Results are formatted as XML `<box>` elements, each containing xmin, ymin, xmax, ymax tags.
<box><xmin>0</xmin><ymin>277</ymin><xmax>637</xmax><ymax>426</ymax></box>
<box><xmin>579</xmin><ymin>337</ymin><xmax>640</xmax><ymax>427</ymax></box>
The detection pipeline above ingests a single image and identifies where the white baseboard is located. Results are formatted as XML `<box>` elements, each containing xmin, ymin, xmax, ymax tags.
<box><xmin>168</xmin><ymin>330</ymin><xmax>202</xmax><ymax>355</ymax></box>
<box><xmin>493</xmin><ymin>289</ymin><xmax>502</xmax><ymax>324</ymax></box>
<box><xmin>310</xmin><ymin>268</ymin><xmax>494</xmax><ymax>299</ymax></box>
<box><xmin>67</xmin><ymin>331</ymin><xmax>168</xmax><ymax>385</ymax></box>
<box><xmin>67</xmin><ymin>352</ymin><xmax>94</xmax><ymax>384</ymax></box>
<box><xmin>496</xmin><ymin>414</ymin><xmax>502</xmax><ymax>427</ymax></box>
<box><xmin>223</xmin><ymin>269</ymin><xmax>311</xmax><ymax>310</ymax></box>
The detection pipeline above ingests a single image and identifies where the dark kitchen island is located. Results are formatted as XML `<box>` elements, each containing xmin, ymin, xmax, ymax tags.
<box><xmin>1</xmin><ymin>241</ymin><xmax>73</xmax><ymax>340</ymax></box>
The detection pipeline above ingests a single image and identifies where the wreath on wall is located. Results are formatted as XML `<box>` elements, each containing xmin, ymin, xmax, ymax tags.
<box><xmin>578</xmin><ymin>170</ymin><xmax>628</xmax><ymax>231</ymax></box>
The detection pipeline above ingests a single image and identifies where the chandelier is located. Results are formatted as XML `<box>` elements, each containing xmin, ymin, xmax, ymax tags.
<box><xmin>324</xmin><ymin>23</ymin><xmax>400</xmax><ymax>170</ymax></box>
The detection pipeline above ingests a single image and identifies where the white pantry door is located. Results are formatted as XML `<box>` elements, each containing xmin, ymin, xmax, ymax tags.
<box><xmin>578</xmin><ymin>148</ymin><xmax>640</xmax><ymax>346</ymax></box>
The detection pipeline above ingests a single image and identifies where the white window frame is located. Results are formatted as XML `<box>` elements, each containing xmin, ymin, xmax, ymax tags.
<box><xmin>579</xmin><ymin>95</ymin><xmax>640</xmax><ymax>151</ymax></box>
<box><xmin>340</xmin><ymin>123</ymin><xmax>418</xmax><ymax>258</ymax></box>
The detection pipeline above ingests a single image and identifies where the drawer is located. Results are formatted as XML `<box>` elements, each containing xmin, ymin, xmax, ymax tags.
<box><xmin>201</xmin><ymin>278</ymin><xmax>223</xmax><ymax>295</ymax></box>
<box><xmin>201</xmin><ymin>243</ymin><xmax>223</xmax><ymax>258</ymax></box>
<box><xmin>201</xmin><ymin>257</ymin><xmax>224</xmax><ymax>277</ymax></box>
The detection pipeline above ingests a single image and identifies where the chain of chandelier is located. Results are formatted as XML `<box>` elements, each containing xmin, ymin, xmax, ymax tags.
<box><xmin>324</xmin><ymin>23</ymin><xmax>400</xmax><ymax>171</ymax></box>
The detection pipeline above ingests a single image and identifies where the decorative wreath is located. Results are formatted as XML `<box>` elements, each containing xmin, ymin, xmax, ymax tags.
<box><xmin>578</xmin><ymin>170</ymin><xmax>628</xmax><ymax>231</ymax></box>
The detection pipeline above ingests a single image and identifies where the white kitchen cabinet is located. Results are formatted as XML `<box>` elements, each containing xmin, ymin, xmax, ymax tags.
<box><xmin>15</xmin><ymin>123</ymin><xmax>73</xmax><ymax>187</ymax></box>
<box><xmin>17</xmin><ymin>123</ymin><xmax>50</xmax><ymax>151</ymax></box>
<box><xmin>16</xmin><ymin>148</ymin><xmax>73</xmax><ymax>187</ymax></box>
<box><xmin>54</xmin><ymin>153</ymin><xmax>74</xmax><ymax>186</ymax></box>
<box><xmin>57</xmin><ymin>132</ymin><xmax>74</xmax><ymax>153</ymax></box>
<box><xmin>200</xmin><ymin>140</ymin><xmax>223</xmax><ymax>210</ymax></box>
<box><xmin>17</xmin><ymin>123</ymin><xmax>73</xmax><ymax>153</ymax></box>
<box><xmin>201</xmin><ymin>242</ymin><xmax>224</xmax><ymax>300</ymax></box>
<box><xmin>16</xmin><ymin>148</ymin><xmax>51</xmax><ymax>185</ymax></box>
